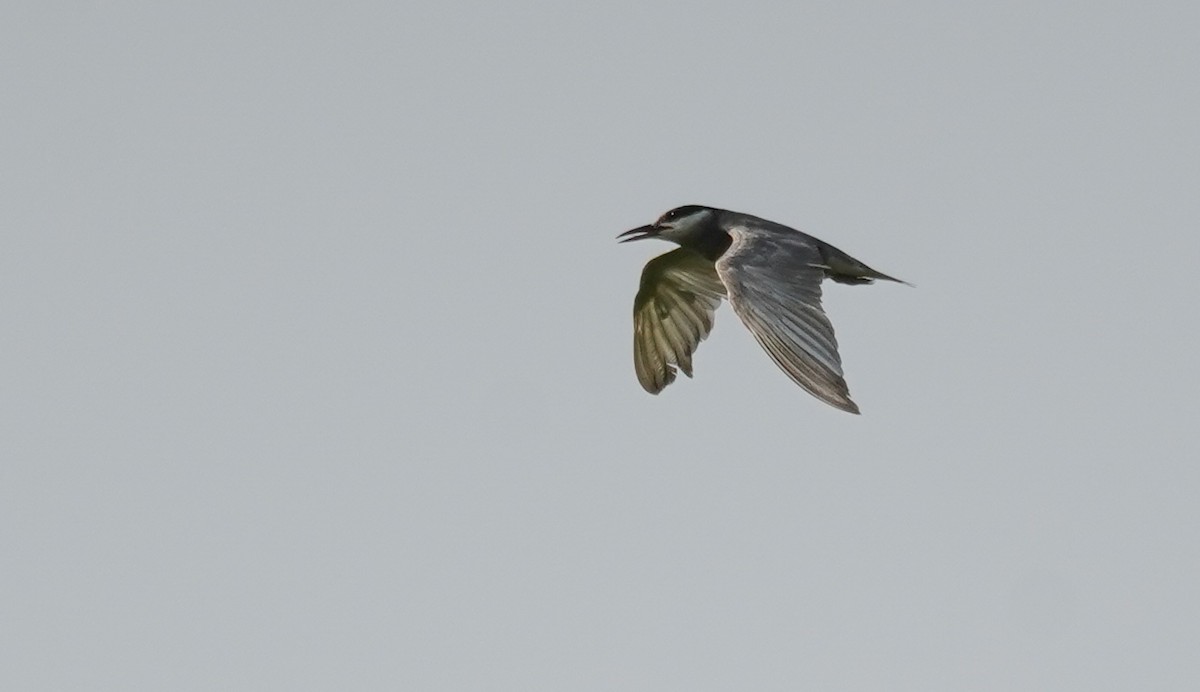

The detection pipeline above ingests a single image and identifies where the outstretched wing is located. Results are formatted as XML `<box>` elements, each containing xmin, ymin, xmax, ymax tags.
<box><xmin>715</xmin><ymin>227</ymin><xmax>859</xmax><ymax>413</ymax></box>
<box><xmin>632</xmin><ymin>248</ymin><xmax>727</xmax><ymax>393</ymax></box>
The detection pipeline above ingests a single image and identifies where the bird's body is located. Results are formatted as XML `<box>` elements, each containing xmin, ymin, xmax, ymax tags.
<box><xmin>618</xmin><ymin>205</ymin><xmax>906</xmax><ymax>414</ymax></box>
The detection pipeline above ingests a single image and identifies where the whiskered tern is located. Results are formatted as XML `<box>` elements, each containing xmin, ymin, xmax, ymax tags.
<box><xmin>618</xmin><ymin>205</ymin><xmax>907</xmax><ymax>414</ymax></box>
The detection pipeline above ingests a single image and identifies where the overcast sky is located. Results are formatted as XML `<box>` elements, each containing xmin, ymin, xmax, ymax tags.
<box><xmin>3</xmin><ymin>2</ymin><xmax>1199</xmax><ymax>690</ymax></box>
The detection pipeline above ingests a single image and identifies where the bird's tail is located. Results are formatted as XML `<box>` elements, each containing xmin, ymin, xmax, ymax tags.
<box><xmin>817</xmin><ymin>243</ymin><xmax>913</xmax><ymax>286</ymax></box>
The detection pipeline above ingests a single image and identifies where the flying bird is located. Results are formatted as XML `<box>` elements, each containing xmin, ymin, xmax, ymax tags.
<box><xmin>618</xmin><ymin>205</ymin><xmax>907</xmax><ymax>414</ymax></box>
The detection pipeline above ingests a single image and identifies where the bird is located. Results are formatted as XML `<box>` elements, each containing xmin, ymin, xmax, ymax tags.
<box><xmin>618</xmin><ymin>205</ymin><xmax>907</xmax><ymax>414</ymax></box>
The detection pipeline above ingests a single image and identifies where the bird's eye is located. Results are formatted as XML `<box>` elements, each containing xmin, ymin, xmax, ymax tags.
<box><xmin>658</xmin><ymin>208</ymin><xmax>682</xmax><ymax>224</ymax></box>
<box><xmin>657</xmin><ymin>205</ymin><xmax>703</xmax><ymax>225</ymax></box>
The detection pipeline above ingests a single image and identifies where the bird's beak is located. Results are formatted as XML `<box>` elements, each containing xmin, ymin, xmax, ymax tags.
<box><xmin>617</xmin><ymin>224</ymin><xmax>659</xmax><ymax>243</ymax></box>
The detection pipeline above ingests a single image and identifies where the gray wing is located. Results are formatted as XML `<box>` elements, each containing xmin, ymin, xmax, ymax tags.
<box><xmin>632</xmin><ymin>248</ymin><xmax>727</xmax><ymax>393</ymax></box>
<box><xmin>715</xmin><ymin>227</ymin><xmax>860</xmax><ymax>413</ymax></box>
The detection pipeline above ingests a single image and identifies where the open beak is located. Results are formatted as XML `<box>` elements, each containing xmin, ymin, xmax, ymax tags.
<box><xmin>617</xmin><ymin>224</ymin><xmax>659</xmax><ymax>243</ymax></box>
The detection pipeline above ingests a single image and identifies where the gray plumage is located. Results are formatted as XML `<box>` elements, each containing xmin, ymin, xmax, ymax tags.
<box><xmin>618</xmin><ymin>205</ymin><xmax>907</xmax><ymax>414</ymax></box>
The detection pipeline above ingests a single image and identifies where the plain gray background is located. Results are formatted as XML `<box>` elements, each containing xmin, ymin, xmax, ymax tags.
<box><xmin>3</xmin><ymin>2</ymin><xmax>1198</xmax><ymax>690</ymax></box>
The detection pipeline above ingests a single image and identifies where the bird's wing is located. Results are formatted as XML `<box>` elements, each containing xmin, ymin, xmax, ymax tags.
<box><xmin>632</xmin><ymin>248</ymin><xmax>727</xmax><ymax>393</ymax></box>
<box><xmin>715</xmin><ymin>227</ymin><xmax>859</xmax><ymax>413</ymax></box>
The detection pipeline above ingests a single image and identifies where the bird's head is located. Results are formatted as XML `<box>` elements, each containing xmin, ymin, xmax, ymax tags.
<box><xmin>617</xmin><ymin>205</ymin><xmax>718</xmax><ymax>246</ymax></box>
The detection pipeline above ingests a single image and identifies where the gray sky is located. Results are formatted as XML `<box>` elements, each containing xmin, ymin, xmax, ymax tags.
<box><xmin>3</xmin><ymin>2</ymin><xmax>1198</xmax><ymax>690</ymax></box>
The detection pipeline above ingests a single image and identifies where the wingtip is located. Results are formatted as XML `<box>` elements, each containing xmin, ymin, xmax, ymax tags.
<box><xmin>637</xmin><ymin>366</ymin><xmax>676</xmax><ymax>395</ymax></box>
<box><xmin>817</xmin><ymin>391</ymin><xmax>860</xmax><ymax>414</ymax></box>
